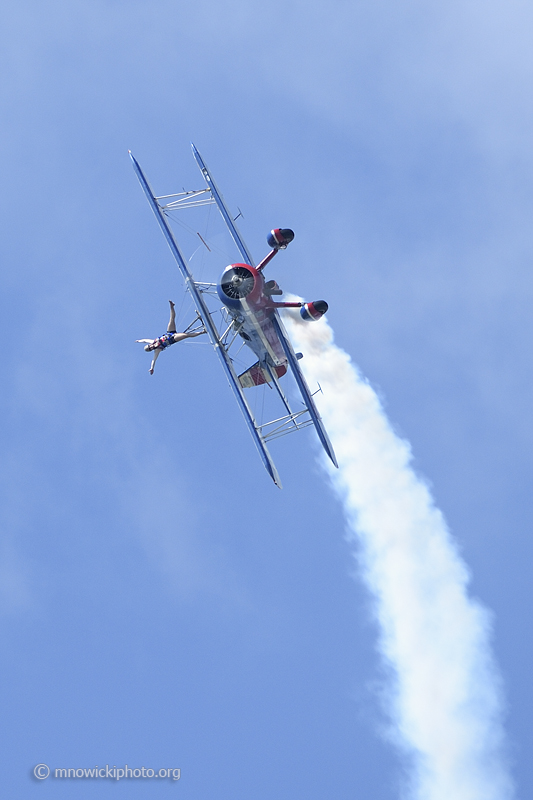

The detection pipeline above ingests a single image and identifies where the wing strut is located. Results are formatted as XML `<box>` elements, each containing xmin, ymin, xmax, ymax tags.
<box><xmin>130</xmin><ymin>151</ymin><xmax>281</xmax><ymax>487</ymax></box>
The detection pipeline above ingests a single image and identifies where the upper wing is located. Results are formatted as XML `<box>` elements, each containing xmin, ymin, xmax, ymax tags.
<box><xmin>191</xmin><ymin>143</ymin><xmax>256</xmax><ymax>267</ymax></box>
<box><xmin>130</xmin><ymin>152</ymin><xmax>282</xmax><ymax>487</ymax></box>
<box><xmin>270</xmin><ymin>313</ymin><xmax>338</xmax><ymax>468</ymax></box>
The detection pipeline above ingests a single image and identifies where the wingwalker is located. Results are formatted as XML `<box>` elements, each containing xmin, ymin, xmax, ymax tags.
<box><xmin>130</xmin><ymin>145</ymin><xmax>337</xmax><ymax>487</ymax></box>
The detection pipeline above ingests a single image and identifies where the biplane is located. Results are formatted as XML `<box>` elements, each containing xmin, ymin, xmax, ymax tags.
<box><xmin>130</xmin><ymin>145</ymin><xmax>337</xmax><ymax>487</ymax></box>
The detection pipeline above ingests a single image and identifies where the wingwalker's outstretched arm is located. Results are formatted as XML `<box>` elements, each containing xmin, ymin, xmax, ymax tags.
<box><xmin>148</xmin><ymin>348</ymin><xmax>161</xmax><ymax>375</ymax></box>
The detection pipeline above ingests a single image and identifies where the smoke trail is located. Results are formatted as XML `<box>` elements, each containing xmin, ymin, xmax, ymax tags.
<box><xmin>284</xmin><ymin>310</ymin><xmax>514</xmax><ymax>800</ymax></box>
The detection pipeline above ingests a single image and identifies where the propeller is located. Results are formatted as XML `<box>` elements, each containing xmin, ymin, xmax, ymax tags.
<box><xmin>221</xmin><ymin>266</ymin><xmax>256</xmax><ymax>299</ymax></box>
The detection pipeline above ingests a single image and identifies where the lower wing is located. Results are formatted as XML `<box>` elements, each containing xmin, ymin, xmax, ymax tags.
<box><xmin>270</xmin><ymin>313</ymin><xmax>338</xmax><ymax>468</ymax></box>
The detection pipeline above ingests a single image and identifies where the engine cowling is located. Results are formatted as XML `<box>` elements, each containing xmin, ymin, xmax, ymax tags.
<box><xmin>300</xmin><ymin>300</ymin><xmax>328</xmax><ymax>321</ymax></box>
<box><xmin>267</xmin><ymin>228</ymin><xmax>294</xmax><ymax>250</ymax></box>
<box><xmin>217</xmin><ymin>263</ymin><xmax>263</xmax><ymax>308</ymax></box>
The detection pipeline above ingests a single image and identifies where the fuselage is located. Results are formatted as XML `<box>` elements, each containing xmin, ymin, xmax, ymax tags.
<box><xmin>217</xmin><ymin>263</ymin><xmax>287</xmax><ymax>369</ymax></box>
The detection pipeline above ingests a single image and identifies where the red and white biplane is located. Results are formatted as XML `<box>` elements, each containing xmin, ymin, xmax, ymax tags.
<box><xmin>130</xmin><ymin>145</ymin><xmax>337</xmax><ymax>487</ymax></box>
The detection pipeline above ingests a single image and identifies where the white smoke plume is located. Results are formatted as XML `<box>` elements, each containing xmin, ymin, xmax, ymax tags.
<box><xmin>284</xmin><ymin>310</ymin><xmax>514</xmax><ymax>800</ymax></box>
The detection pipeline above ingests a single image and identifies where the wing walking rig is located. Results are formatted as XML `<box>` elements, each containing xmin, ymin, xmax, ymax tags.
<box><xmin>130</xmin><ymin>145</ymin><xmax>337</xmax><ymax>488</ymax></box>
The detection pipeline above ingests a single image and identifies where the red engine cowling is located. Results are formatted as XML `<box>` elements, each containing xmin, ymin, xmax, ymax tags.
<box><xmin>300</xmin><ymin>300</ymin><xmax>328</xmax><ymax>321</ymax></box>
<box><xmin>217</xmin><ymin>263</ymin><xmax>263</xmax><ymax>308</ymax></box>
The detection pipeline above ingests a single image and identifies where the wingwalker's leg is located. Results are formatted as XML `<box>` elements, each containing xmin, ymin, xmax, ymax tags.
<box><xmin>167</xmin><ymin>300</ymin><xmax>177</xmax><ymax>333</ymax></box>
<box><xmin>170</xmin><ymin>331</ymin><xmax>205</xmax><ymax>344</ymax></box>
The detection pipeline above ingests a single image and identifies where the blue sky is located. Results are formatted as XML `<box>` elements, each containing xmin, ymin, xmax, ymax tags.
<box><xmin>1</xmin><ymin>1</ymin><xmax>532</xmax><ymax>797</ymax></box>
